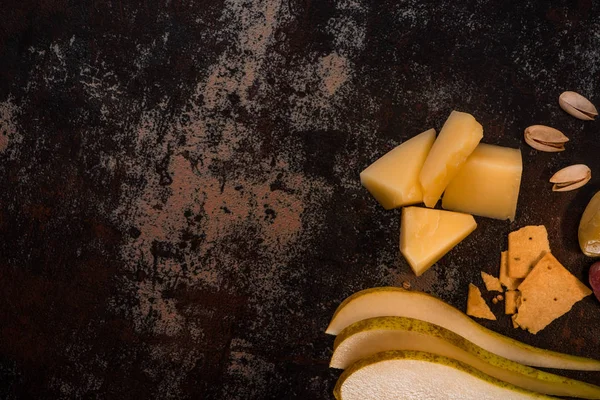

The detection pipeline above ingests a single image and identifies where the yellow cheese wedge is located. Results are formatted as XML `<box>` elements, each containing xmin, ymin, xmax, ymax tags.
<box><xmin>419</xmin><ymin>111</ymin><xmax>483</xmax><ymax>208</ymax></box>
<box><xmin>442</xmin><ymin>143</ymin><xmax>522</xmax><ymax>221</ymax></box>
<box><xmin>360</xmin><ymin>129</ymin><xmax>436</xmax><ymax>209</ymax></box>
<box><xmin>400</xmin><ymin>207</ymin><xmax>477</xmax><ymax>276</ymax></box>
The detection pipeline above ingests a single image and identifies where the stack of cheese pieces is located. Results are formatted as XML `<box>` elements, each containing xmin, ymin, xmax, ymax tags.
<box><xmin>361</xmin><ymin>110</ymin><xmax>523</xmax><ymax>276</ymax></box>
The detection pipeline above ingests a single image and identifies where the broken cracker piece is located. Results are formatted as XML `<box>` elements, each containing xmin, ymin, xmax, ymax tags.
<box><xmin>481</xmin><ymin>271</ymin><xmax>503</xmax><ymax>292</ymax></box>
<box><xmin>467</xmin><ymin>283</ymin><xmax>496</xmax><ymax>320</ymax></box>
<box><xmin>505</xmin><ymin>290</ymin><xmax>520</xmax><ymax>315</ymax></box>
<box><xmin>511</xmin><ymin>314</ymin><xmax>520</xmax><ymax>329</ymax></box>
<box><xmin>508</xmin><ymin>225</ymin><xmax>550</xmax><ymax>279</ymax></box>
<box><xmin>499</xmin><ymin>250</ymin><xmax>522</xmax><ymax>290</ymax></box>
<box><xmin>513</xmin><ymin>253</ymin><xmax>591</xmax><ymax>334</ymax></box>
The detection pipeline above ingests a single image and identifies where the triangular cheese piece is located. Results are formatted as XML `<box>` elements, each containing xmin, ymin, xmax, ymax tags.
<box><xmin>400</xmin><ymin>207</ymin><xmax>477</xmax><ymax>276</ymax></box>
<box><xmin>360</xmin><ymin>129</ymin><xmax>436</xmax><ymax>209</ymax></box>
<box><xmin>513</xmin><ymin>253</ymin><xmax>591</xmax><ymax>334</ymax></box>
<box><xmin>467</xmin><ymin>283</ymin><xmax>496</xmax><ymax>320</ymax></box>
<box><xmin>481</xmin><ymin>271</ymin><xmax>503</xmax><ymax>292</ymax></box>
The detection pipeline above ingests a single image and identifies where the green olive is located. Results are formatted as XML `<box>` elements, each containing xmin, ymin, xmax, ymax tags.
<box><xmin>579</xmin><ymin>191</ymin><xmax>600</xmax><ymax>257</ymax></box>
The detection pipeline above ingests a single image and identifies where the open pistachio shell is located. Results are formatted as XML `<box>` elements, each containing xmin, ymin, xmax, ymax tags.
<box><xmin>559</xmin><ymin>91</ymin><xmax>598</xmax><ymax>121</ymax></box>
<box><xmin>550</xmin><ymin>164</ymin><xmax>591</xmax><ymax>192</ymax></box>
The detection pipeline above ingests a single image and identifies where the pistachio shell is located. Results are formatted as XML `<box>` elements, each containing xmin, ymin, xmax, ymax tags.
<box><xmin>524</xmin><ymin>125</ymin><xmax>569</xmax><ymax>152</ymax></box>
<box><xmin>559</xmin><ymin>91</ymin><xmax>598</xmax><ymax>121</ymax></box>
<box><xmin>550</xmin><ymin>164</ymin><xmax>591</xmax><ymax>192</ymax></box>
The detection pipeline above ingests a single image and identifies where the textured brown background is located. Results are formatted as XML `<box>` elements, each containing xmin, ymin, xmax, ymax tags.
<box><xmin>1</xmin><ymin>0</ymin><xmax>599</xmax><ymax>399</ymax></box>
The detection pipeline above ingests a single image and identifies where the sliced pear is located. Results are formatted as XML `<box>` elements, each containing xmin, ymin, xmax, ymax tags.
<box><xmin>334</xmin><ymin>350</ymin><xmax>555</xmax><ymax>400</ymax></box>
<box><xmin>325</xmin><ymin>287</ymin><xmax>600</xmax><ymax>371</ymax></box>
<box><xmin>331</xmin><ymin>317</ymin><xmax>600</xmax><ymax>398</ymax></box>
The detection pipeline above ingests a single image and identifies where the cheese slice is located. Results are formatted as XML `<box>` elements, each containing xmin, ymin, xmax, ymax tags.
<box><xmin>442</xmin><ymin>144</ymin><xmax>522</xmax><ymax>221</ymax></box>
<box><xmin>360</xmin><ymin>129</ymin><xmax>436</xmax><ymax>209</ymax></box>
<box><xmin>467</xmin><ymin>283</ymin><xmax>496</xmax><ymax>320</ymax></box>
<box><xmin>419</xmin><ymin>111</ymin><xmax>483</xmax><ymax>208</ymax></box>
<box><xmin>400</xmin><ymin>207</ymin><xmax>477</xmax><ymax>276</ymax></box>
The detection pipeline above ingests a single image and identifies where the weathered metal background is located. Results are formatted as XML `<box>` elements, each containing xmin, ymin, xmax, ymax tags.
<box><xmin>0</xmin><ymin>1</ymin><xmax>598</xmax><ymax>398</ymax></box>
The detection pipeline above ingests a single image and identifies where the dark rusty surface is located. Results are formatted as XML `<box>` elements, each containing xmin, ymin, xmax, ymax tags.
<box><xmin>1</xmin><ymin>0</ymin><xmax>599</xmax><ymax>398</ymax></box>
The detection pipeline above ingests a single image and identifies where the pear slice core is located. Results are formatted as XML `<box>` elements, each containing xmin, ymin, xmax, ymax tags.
<box><xmin>331</xmin><ymin>317</ymin><xmax>600</xmax><ymax>398</ymax></box>
<box><xmin>326</xmin><ymin>287</ymin><xmax>600</xmax><ymax>371</ymax></box>
<box><xmin>334</xmin><ymin>350</ymin><xmax>555</xmax><ymax>400</ymax></box>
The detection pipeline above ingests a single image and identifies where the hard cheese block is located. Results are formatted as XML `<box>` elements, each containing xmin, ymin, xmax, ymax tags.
<box><xmin>400</xmin><ymin>206</ymin><xmax>477</xmax><ymax>276</ymax></box>
<box><xmin>419</xmin><ymin>111</ymin><xmax>483</xmax><ymax>208</ymax></box>
<box><xmin>360</xmin><ymin>129</ymin><xmax>436</xmax><ymax>209</ymax></box>
<box><xmin>442</xmin><ymin>143</ymin><xmax>522</xmax><ymax>221</ymax></box>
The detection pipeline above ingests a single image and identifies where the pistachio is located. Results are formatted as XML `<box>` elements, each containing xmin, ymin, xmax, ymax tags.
<box><xmin>549</xmin><ymin>164</ymin><xmax>591</xmax><ymax>192</ymax></box>
<box><xmin>559</xmin><ymin>91</ymin><xmax>598</xmax><ymax>120</ymax></box>
<box><xmin>524</xmin><ymin>125</ymin><xmax>569</xmax><ymax>152</ymax></box>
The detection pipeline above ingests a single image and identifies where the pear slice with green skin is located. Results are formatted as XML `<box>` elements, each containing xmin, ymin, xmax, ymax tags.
<box><xmin>334</xmin><ymin>350</ymin><xmax>556</xmax><ymax>400</ymax></box>
<box><xmin>326</xmin><ymin>287</ymin><xmax>600</xmax><ymax>371</ymax></box>
<box><xmin>331</xmin><ymin>317</ymin><xmax>600</xmax><ymax>398</ymax></box>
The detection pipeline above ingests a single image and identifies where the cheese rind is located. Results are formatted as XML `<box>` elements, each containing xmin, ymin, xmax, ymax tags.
<box><xmin>360</xmin><ymin>129</ymin><xmax>436</xmax><ymax>209</ymax></box>
<box><xmin>419</xmin><ymin>111</ymin><xmax>483</xmax><ymax>208</ymax></box>
<box><xmin>400</xmin><ymin>207</ymin><xmax>477</xmax><ymax>276</ymax></box>
<box><xmin>442</xmin><ymin>144</ymin><xmax>522</xmax><ymax>221</ymax></box>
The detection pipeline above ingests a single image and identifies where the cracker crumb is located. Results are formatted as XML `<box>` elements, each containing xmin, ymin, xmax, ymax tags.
<box><xmin>467</xmin><ymin>283</ymin><xmax>496</xmax><ymax>320</ymax></box>
<box><xmin>481</xmin><ymin>271</ymin><xmax>503</xmax><ymax>292</ymax></box>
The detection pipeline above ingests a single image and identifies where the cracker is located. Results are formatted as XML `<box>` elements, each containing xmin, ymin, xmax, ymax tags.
<box><xmin>504</xmin><ymin>290</ymin><xmax>520</xmax><ymax>315</ymax></box>
<box><xmin>481</xmin><ymin>271</ymin><xmax>503</xmax><ymax>292</ymax></box>
<box><xmin>511</xmin><ymin>314</ymin><xmax>520</xmax><ymax>329</ymax></box>
<box><xmin>512</xmin><ymin>253</ymin><xmax>591</xmax><ymax>334</ymax></box>
<box><xmin>466</xmin><ymin>283</ymin><xmax>496</xmax><ymax>320</ymax></box>
<box><xmin>507</xmin><ymin>225</ymin><xmax>550</xmax><ymax>279</ymax></box>
<box><xmin>499</xmin><ymin>250</ymin><xmax>522</xmax><ymax>290</ymax></box>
